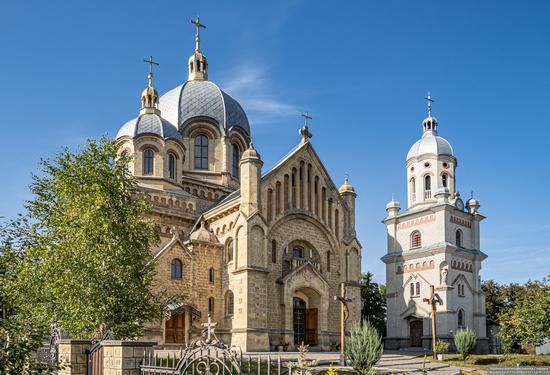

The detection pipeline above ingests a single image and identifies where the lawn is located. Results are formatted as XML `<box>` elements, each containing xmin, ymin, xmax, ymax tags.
<box><xmin>436</xmin><ymin>354</ymin><xmax>550</xmax><ymax>370</ymax></box>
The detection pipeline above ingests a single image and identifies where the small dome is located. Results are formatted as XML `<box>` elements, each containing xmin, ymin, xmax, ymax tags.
<box><xmin>189</xmin><ymin>222</ymin><xmax>218</xmax><ymax>243</ymax></box>
<box><xmin>467</xmin><ymin>197</ymin><xmax>480</xmax><ymax>207</ymax></box>
<box><xmin>339</xmin><ymin>179</ymin><xmax>355</xmax><ymax>194</ymax></box>
<box><xmin>159</xmin><ymin>80</ymin><xmax>250</xmax><ymax>136</ymax></box>
<box><xmin>242</xmin><ymin>143</ymin><xmax>260</xmax><ymax>160</ymax></box>
<box><xmin>141</xmin><ymin>86</ymin><xmax>159</xmax><ymax>100</ymax></box>
<box><xmin>407</xmin><ymin>133</ymin><xmax>454</xmax><ymax>160</ymax></box>
<box><xmin>386</xmin><ymin>198</ymin><xmax>400</xmax><ymax>210</ymax></box>
<box><xmin>116</xmin><ymin>114</ymin><xmax>181</xmax><ymax>140</ymax></box>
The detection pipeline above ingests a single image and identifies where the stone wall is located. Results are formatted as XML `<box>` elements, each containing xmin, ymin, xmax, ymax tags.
<box><xmin>58</xmin><ymin>339</ymin><xmax>92</xmax><ymax>375</ymax></box>
<box><xmin>102</xmin><ymin>340</ymin><xmax>156</xmax><ymax>375</ymax></box>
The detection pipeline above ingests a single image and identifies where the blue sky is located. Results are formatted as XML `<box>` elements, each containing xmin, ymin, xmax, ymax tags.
<box><xmin>1</xmin><ymin>1</ymin><xmax>549</xmax><ymax>285</ymax></box>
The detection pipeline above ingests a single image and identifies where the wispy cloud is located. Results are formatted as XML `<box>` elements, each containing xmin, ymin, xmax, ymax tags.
<box><xmin>220</xmin><ymin>66</ymin><xmax>300</xmax><ymax>125</ymax></box>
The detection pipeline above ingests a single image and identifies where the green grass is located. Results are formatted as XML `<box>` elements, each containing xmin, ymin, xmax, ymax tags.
<box><xmin>436</xmin><ymin>354</ymin><xmax>550</xmax><ymax>370</ymax></box>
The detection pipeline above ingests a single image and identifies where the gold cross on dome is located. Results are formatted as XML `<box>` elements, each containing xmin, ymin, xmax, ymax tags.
<box><xmin>191</xmin><ymin>16</ymin><xmax>206</xmax><ymax>51</ymax></box>
<box><xmin>143</xmin><ymin>56</ymin><xmax>159</xmax><ymax>86</ymax></box>
<box><xmin>425</xmin><ymin>92</ymin><xmax>435</xmax><ymax>117</ymax></box>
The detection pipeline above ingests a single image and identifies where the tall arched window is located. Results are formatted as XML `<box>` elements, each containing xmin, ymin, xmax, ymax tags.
<box><xmin>458</xmin><ymin>308</ymin><xmax>464</xmax><ymax>327</ymax></box>
<box><xmin>171</xmin><ymin>259</ymin><xmax>182</xmax><ymax>279</ymax></box>
<box><xmin>226</xmin><ymin>239</ymin><xmax>234</xmax><ymax>262</ymax></box>
<box><xmin>410</xmin><ymin>230</ymin><xmax>422</xmax><ymax>249</ymax></box>
<box><xmin>208</xmin><ymin>297</ymin><xmax>214</xmax><ymax>314</ymax></box>
<box><xmin>168</xmin><ymin>153</ymin><xmax>176</xmax><ymax>180</ymax></box>
<box><xmin>410</xmin><ymin>177</ymin><xmax>416</xmax><ymax>202</ymax></box>
<box><xmin>326</xmin><ymin>251</ymin><xmax>331</xmax><ymax>272</ymax></box>
<box><xmin>442</xmin><ymin>173</ymin><xmax>448</xmax><ymax>188</ymax></box>
<box><xmin>225</xmin><ymin>291</ymin><xmax>234</xmax><ymax>316</ymax></box>
<box><xmin>271</xmin><ymin>239</ymin><xmax>277</xmax><ymax>263</ymax></box>
<box><xmin>416</xmin><ymin>282</ymin><xmax>420</xmax><ymax>295</ymax></box>
<box><xmin>209</xmin><ymin>267</ymin><xmax>215</xmax><ymax>283</ymax></box>
<box><xmin>194</xmin><ymin>135</ymin><xmax>209</xmax><ymax>170</ymax></box>
<box><xmin>275</xmin><ymin>181</ymin><xmax>282</xmax><ymax>215</ymax></box>
<box><xmin>143</xmin><ymin>149</ymin><xmax>154</xmax><ymax>175</ymax></box>
<box><xmin>267</xmin><ymin>188</ymin><xmax>273</xmax><ymax>222</ymax></box>
<box><xmin>232</xmin><ymin>143</ymin><xmax>240</xmax><ymax>178</ymax></box>
<box><xmin>291</xmin><ymin>168</ymin><xmax>297</xmax><ymax>208</ymax></box>
<box><xmin>410</xmin><ymin>283</ymin><xmax>415</xmax><ymax>297</ymax></box>
<box><xmin>335</xmin><ymin>209</ymin><xmax>340</xmax><ymax>239</ymax></box>
<box><xmin>424</xmin><ymin>175</ymin><xmax>431</xmax><ymax>198</ymax></box>
<box><xmin>456</xmin><ymin>230</ymin><xmax>463</xmax><ymax>248</ymax></box>
<box><xmin>314</xmin><ymin>177</ymin><xmax>319</xmax><ymax>216</ymax></box>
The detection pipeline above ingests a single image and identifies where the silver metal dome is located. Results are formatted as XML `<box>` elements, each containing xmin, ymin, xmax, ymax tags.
<box><xmin>116</xmin><ymin>113</ymin><xmax>181</xmax><ymax>140</ymax></box>
<box><xmin>407</xmin><ymin>134</ymin><xmax>454</xmax><ymax>160</ymax></box>
<box><xmin>159</xmin><ymin>80</ymin><xmax>250</xmax><ymax>136</ymax></box>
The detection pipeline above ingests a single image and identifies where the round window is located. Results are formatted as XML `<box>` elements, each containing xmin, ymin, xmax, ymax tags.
<box><xmin>424</xmin><ymin>162</ymin><xmax>431</xmax><ymax>168</ymax></box>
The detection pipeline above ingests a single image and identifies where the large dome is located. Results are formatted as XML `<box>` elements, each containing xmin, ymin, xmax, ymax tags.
<box><xmin>116</xmin><ymin>113</ymin><xmax>181</xmax><ymax>140</ymax></box>
<box><xmin>407</xmin><ymin>133</ymin><xmax>454</xmax><ymax>160</ymax></box>
<box><xmin>159</xmin><ymin>80</ymin><xmax>250</xmax><ymax>136</ymax></box>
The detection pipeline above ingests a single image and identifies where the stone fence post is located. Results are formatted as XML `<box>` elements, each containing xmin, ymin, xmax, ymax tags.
<box><xmin>102</xmin><ymin>340</ymin><xmax>156</xmax><ymax>375</ymax></box>
<box><xmin>58</xmin><ymin>339</ymin><xmax>93</xmax><ymax>375</ymax></box>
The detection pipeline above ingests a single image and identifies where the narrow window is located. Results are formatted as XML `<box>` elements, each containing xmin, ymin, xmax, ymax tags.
<box><xmin>208</xmin><ymin>297</ymin><xmax>214</xmax><ymax>314</ymax></box>
<box><xmin>424</xmin><ymin>175</ymin><xmax>431</xmax><ymax>198</ymax></box>
<box><xmin>171</xmin><ymin>259</ymin><xmax>182</xmax><ymax>279</ymax></box>
<box><xmin>232</xmin><ymin>143</ymin><xmax>240</xmax><ymax>178</ymax></box>
<box><xmin>284</xmin><ymin>174</ymin><xmax>289</xmax><ymax>210</ymax></box>
<box><xmin>143</xmin><ymin>149</ymin><xmax>154</xmax><ymax>175</ymax></box>
<box><xmin>322</xmin><ymin>187</ymin><xmax>327</xmax><ymax>221</ymax></box>
<box><xmin>267</xmin><ymin>188</ymin><xmax>273</xmax><ymax>222</ymax></box>
<box><xmin>275</xmin><ymin>181</ymin><xmax>281</xmax><ymax>215</ymax></box>
<box><xmin>410</xmin><ymin>231</ymin><xmax>422</xmax><ymax>249</ymax></box>
<box><xmin>307</xmin><ymin>164</ymin><xmax>312</xmax><ymax>210</ymax></box>
<box><xmin>291</xmin><ymin>168</ymin><xmax>297</xmax><ymax>208</ymax></box>
<box><xmin>194</xmin><ymin>135</ymin><xmax>209</xmax><ymax>170</ymax></box>
<box><xmin>226</xmin><ymin>291</ymin><xmax>234</xmax><ymax>316</ymax></box>
<box><xmin>458</xmin><ymin>309</ymin><xmax>464</xmax><ymax>327</ymax></box>
<box><xmin>314</xmin><ymin>177</ymin><xmax>319</xmax><ymax>215</ymax></box>
<box><xmin>226</xmin><ymin>239</ymin><xmax>234</xmax><ymax>262</ymax></box>
<box><xmin>190</xmin><ymin>61</ymin><xmax>194</xmax><ymax>72</ymax></box>
<box><xmin>416</xmin><ymin>282</ymin><xmax>420</xmax><ymax>295</ymax></box>
<box><xmin>456</xmin><ymin>230</ymin><xmax>462</xmax><ymax>248</ymax></box>
<box><xmin>209</xmin><ymin>267</ymin><xmax>214</xmax><ymax>283</ymax></box>
<box><xmin>410</xmin><ymin>177</ymin><xmax>416</xmax><ymax>202</ymax></box>
<box><xmin>410</xmin><ymin>283</ymin><xmax>415</xmax><ymax>297</ymax></box>
<box><xmin>168</xmin><ymin>153</ymin><xmax>176</xmax><ymax>180</ymax></box>
<box><xmin>293</xmin><ymin>246</ymin><xmax>303</xmax><ymax>259</ymax></box>
<box><xmin>299</xmin><ymin>163</ymin><xmax>304</xmax><ymax>208</ymax></box>
<box><xmin>326</xmin><ymin>251</ymin><xmax>331</xmax><ymax>272</ymax></box>
<box><xmin>271</xmin><ymin>239</ymin><xmax>277</xmax><ymax>263</ymax></box>
<box><xmin>335</xmin><ymin>209</ymin><xmax>340</xmax><ymax>239</ymax></box>
<box><xmin>442</xmin><ymin>173</ymin><xmax>448</xmax><ymax>188</ymax></box>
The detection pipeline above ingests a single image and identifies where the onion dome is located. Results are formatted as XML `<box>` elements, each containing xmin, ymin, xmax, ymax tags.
<box><xmin>339</xmin><ymin>178</ymin><xmax>356</xmax><ymax>195</ymax></box>
<box><xmin>467</xmin><ymin>195</ymin><xmax>481</xmax><ymax>214</ymax></box>
<box><xmin>241</xmin><ymin>142</ymin><xmax>260</xmax><ymax>160</ymax></box>
<box><xmin>386</xmin><ymin>196</ymin><xmax>401</xmax><ymax>217</ymax></box>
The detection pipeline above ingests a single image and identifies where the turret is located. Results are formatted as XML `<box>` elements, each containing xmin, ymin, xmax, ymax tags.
<box><xmin>339</xmin><ymin>178</ymin><xmax>357</xmax><ymax>238</ymax></box>
<box><xmin>240</xmin><ymin>144</ymin><xmax>263</xmax><ymax>217</ymax></box>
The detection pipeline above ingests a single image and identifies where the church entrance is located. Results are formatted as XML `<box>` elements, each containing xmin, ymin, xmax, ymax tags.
<box><xmin>410</xmin><ymin>320</ymin><xmax>423</xmax><ymax>347</ymax></box>
<box><xmin>293</xmin><ymin>297</ymin><xmax>318</xmax><ymax>346</ymax></box>
<box><xmin>165</xmin><ymin>312</ymin><xmax>186</xmax><ymax>344</ymax></box>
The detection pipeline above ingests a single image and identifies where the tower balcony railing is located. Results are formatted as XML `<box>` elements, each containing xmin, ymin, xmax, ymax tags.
<box><xmin>424</xmin><ymin>190</ymin><xmax>432</xmax><ymax>199</ymax></box>
<box><xmin>291</xmin><ymin>258</ymin><xmax>321</xmax><ymax>272</ymax></box>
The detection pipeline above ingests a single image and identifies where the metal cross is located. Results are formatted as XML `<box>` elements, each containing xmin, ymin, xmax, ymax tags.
<box><xmin>202</xmin><ymin>314</ymin><xmax>217</xmax><ymax>342</ymax></box>
<box><xmin>345</xmin><ymin>172</ymin><xmax>349</xmax><ymax>181</ymax></box>
<box><xmin>191</xmin><ymin>16</ymin><xmax>206</xmax><ymax>51</ymax></box>
<box><xmin>425</xmin><ymin>92</ymin><xmax>434</xmax><ymax>117</ymax></box>
<box><xmin>301</xmin><ymin>111</ymin><xmax>313</xmax><ymax>126</ymax></box>
<box><xmin>143</xmin><ymin>56</ymin><xmax>159</xmax><ymax>74</ymax></box>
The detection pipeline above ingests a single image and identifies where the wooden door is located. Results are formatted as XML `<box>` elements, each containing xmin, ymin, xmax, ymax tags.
<box><xmin>305</xmin><ymin>308</ymin><xmax>318</xmax><ymax>346</ymax></box>
<box><xmin>410</xmin><ymin>320</ymin><xmax>423</xmax><ymax>347</ymax></box>
<box><xmin>165</xmin><ymin>313</ymin><xmax>185</xmax><ymax>344</ymax></box>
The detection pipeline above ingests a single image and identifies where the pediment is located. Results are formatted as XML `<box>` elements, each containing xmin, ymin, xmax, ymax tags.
<box><xmin>278</xmin><ymin>260</ymin><xmax>330</xmax><ymax>289</ymax></box>
<box><xmin>400</xmin><ymin>302</ymin><xmax>431</xmax><ymax>318</ymax></box>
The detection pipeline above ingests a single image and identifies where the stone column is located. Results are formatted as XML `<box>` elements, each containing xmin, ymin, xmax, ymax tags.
<box><xmin>102</xmin><ymin>340</ymin><xmax>156</xmax><ymax>375</ymax></box>
<box><xmin>185</xmin><ymin>308</ymin><xmax>192</xmax><ymax>344</ymax></box>
<box><xmin>58</xmin><ymin>339</ymin><xmax>92</xmax><ymax>375</ymax></box>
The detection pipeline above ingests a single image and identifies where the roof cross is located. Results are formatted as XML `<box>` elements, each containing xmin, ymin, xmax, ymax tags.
<box><xmin>143</xmin><ymin>56</ymin><xmax>159</xmax><ymax>86</ymax></box>
<box><xmin>425</xmin><ymin>92</ymin><xmax>434</xmax><ymax>117</ymax></box>
<box><xmin>301</xmin><ymin>111</ymin><xmax>313</xmax><ymax>126</ymax></box>
<box><xmin>191</xmin><ymin>16</ymin><xmax>206</xmax><ymax>52</ymax></box>
<box><xmin>202</xmin><ymin>314</ymin><xmax>217</xmax><ymax>343</ymax></box>
<box><xmin>299</xmin><ymin>111</ymin><xmax>313</xmax><ymax>143</ymax></box>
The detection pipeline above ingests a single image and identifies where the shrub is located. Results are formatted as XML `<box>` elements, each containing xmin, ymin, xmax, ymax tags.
<box><xmin>454</xmin><ymin>328</ymin><xmax>477</xmax><ymax>361</ymax></box>
<box><xmin>345</xmin><ymin>320</ymin><xmax>383</xmax><ymax>375</ymax></box>
<box><xmin>435</xmin><ymin>340</ymin><xmax>450</xmax><ymax>354</ymax></box>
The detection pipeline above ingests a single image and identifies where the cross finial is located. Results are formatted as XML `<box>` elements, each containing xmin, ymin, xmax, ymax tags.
<box><xmin>298</xmin><ymin>112</ymin><xmax>313</xmax><ymax>143</ymax></box>
<box><xmin>470</xmin><ymin>190</ymin><xmax>474</xmax><ymax>199</ymax></box>
<box><xmin>345</xmin><ymin>172</ymin><xmax>349</xmax><ymax>182</ymax></box>
<box><xmin>143</xmin><ymin>56</ymin><xmax>159</xmax><ymax>87</ymax></box>
<box><xmin>302</xmin><ymin>111</ymin><xmax>312</xmax><ymax>126</ymax></box>
<box><xmin>202</xmin><ymin>314</ymin><xmax>217</xmax><ymax>343</ymax></box>
<box><xmin>191</xmin><ymin>16</ymin><xmax>206</xmax><ymax>52</ymax></box>
<box><xmin>425</xmin><ymin>92</ymin><xmax>434</xmax><ymax>117</ymax></box>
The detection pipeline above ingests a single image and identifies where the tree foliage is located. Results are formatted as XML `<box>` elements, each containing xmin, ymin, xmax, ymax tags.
<box><xmin>1</xmin><ymin>137</ymin><xmax>170</xmax><ymax>340</ymax></box>
<box><xmin>360</xmin><ymin>272</ymin><xmax>386</xmax><ymax>336</ymax></box>
<box><xmin>454</xmin><ymin>328</ymin><xmax>477</xmax><ymax>361</ymax></box>
<box><xmin>345</xmin><ymin>320</ymin><xmax>383</xmax><ymax>375</ymax></box>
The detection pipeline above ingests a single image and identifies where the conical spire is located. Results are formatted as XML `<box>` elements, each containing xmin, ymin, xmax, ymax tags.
<box><xmin>140</xmin><ymin>56</ymin><xmax>160</xmax><ymax>115</ymax></box>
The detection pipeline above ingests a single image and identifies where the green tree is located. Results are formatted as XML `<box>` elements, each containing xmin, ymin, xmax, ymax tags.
<box><xmin>498</xmin><ymin>277</ymin><xmax>550</xmax><ymax>353</ymax></box>
<box><xmin>481</xmin><ymin>279</ymin><xmax>505</xmax><ymax>323</ymax></box>
<box><xmin>360</xmin><ymin>272</ymin><xmax>386</xmax><ymax>336</ymax></box>
<box><xmin>345</xmin><ymin>320</ymin><xmax>383</xmax><ymax>375</ymax></box>
<box><xmin>1</xmin><ymin>137</ymin><xmax>171</xmax><ymax>340</ymax></box>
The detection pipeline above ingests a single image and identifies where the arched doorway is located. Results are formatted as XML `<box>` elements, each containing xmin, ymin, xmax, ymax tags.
<box><xmin>410</xmin><ymin>320</ymin><xmax>423</xmax><ymax>347</ymax></box>
<box><xmin>293</xmin><ymin>293</ymin><xmax>318</xmax><ymax>346</ymax></box>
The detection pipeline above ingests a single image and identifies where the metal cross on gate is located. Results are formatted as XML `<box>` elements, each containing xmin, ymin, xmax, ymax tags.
<box><xmin>202</xmin><ymin>313</ymin><xmax>217</xmax><ymax>343</ymax></box>
<box><xmin>423</xmin><ymin>285</ymin><xmax>443</xmax><ymax>359</ymax></box>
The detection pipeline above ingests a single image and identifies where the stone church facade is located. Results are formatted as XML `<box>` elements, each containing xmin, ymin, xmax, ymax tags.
<box><xmin>114</xmin><ymin>23</ymin><xmax>361</xmax><ymax>351</ymax></box>
<box><xmin>381</xmin><ymin>97</ymin><xmax>488</xmax><ymax>352</ymax></box>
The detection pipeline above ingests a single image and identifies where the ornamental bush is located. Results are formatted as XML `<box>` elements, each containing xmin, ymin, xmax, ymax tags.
<box><xmin>454</xmin><ymin>328</ymin><xmax>477</xmax><ymax>361</ymax></box>
<box><xmin>435</xmin><ymin>340</ymin><xmax>450</xmax><ymax>354</ymax></box>
<box><xmin>345</xmin><ymin>320</ymin><xmax>383</xmax><ymax>375</ymax></box>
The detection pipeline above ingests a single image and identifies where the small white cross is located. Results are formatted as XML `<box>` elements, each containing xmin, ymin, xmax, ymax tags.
<box><xmin>202</xmin><ymin>314</ymin><xmax>217</xmax><ymax>341</ymax></box>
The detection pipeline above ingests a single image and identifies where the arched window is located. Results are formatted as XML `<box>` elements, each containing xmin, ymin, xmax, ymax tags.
<box><xmin>335</xmin><ymin>209</ymin><xmax>340</xmax><ymax>239</ymax></box>
<box><xmin>291</xmin><ymin>168</ymin><xmax>297</xmax><ymax>208</ymax></box>
<box><xmin>271</xmin><ymin>239</ymin><xmax>277</xmax><ymax>263</ymax></box>
<box><xmin>458</xmin><ymin>308</ymin><xmax>464</xmax><ymax>327</ymax></box>
<box><xmin>225</xmin><ymin>291</ymin><xmax>234</xmax><ymax>316</ymax></box>
<box><xmin>424</xmin><ymin>175</ymin><xmax>431</xmax><ymax>198</ymax></box>
<box><xmin>168</xmin><ymin>153</ymin><xmax>176</xmax><ymax>180</ymax></box>
<box><xmin>456</xmin><ymin>230</ymin><xmax>463</xmax><ymax>248</ymax></box>
<box><xmin>143</xmin><ymin>149</ymin><xmax>154</xmax><ymax>175</ymax></box>
<box><xmin>410</xmin><ymin>177</ymin><xmax>416</xmax><ymax>202</ymax></box>
<box><xmin>416</xmin><ymin>282</ymin><xmax>420</xmax><ymax>295</ymax></box>
<box><xmin>275</xmin><ymin>181</ymin><xmax>282</xmax><ymax>215</ymax></box>
<box><xmin>442</xmin><ymin>173</ymin><xmax>448</xmax><ymax>188</ymax></box>
<box><xmin>232</xmin><ymin>144</ymin><xmax>240</xmax><ymax>178</ymax></box>
<box><xmin>171</xmin><ymin>259</ymin><xmax>182</xmax><ymax>279</ymax></box>
<box><xmin>209</xmin><ymin>267</ymin><xmax>214</xmax><ymax>283</ymax></box>
<box><xmin>410</xmin><ymin>231</ymin><xmax>422</xmax><ymax>249</ymax></box>
<box><xmin>208</xmin><ymin>297</ymin><xmax>214</xmax><ymax>314</ymax></box>
<box><xmin>326</xmin><ymin>251</ymin><xmax>331</xmax><ymax>271</ymax></box>
<box><xmin>314</xmin><ymin>177</ymin><xmax>319</xmax><ymax>215</ymax></box>
<box><xmin>410</xmin><ymin>283</ymin><xmax>415</xmax><ymax>297</ymax></box>
<box><xmin>194</xmin><ymin>135</ymin><xmax>209</xmax><ymax>170</ymax></box>
<box><xmin>292</xmin><ymin>246</ymin><xmax>304</xmax><ymax>259</ymax></box>
<box><xmin>226</xmin><ymin>239</ymin><xmax>234</xmax><ymax>262</ymax></box>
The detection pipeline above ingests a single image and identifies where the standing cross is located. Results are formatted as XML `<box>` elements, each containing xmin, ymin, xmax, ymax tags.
<box><xmin>191</xmin><ymin>16</ymin><xmax>207</xmax><ymax>51</ymax></box>
<box><xmin>301</xmin><ymin>111</ymin><xmax>313</xmax><ymax>126</ymax></box>
<box><xmin>425</xmin><ymin>92</ymin><xmax>435</xmax><ymax>117</ymax></box>
<box><xmin>345</xmin><ymin>172</ymin><xmax>349</xmax><ymax>181</ymax></box>
<box><xmin>202</xmin><ymin>314</ymin><xmax>217</xmax><ymax>342</ymax></box>
<box><xmin>423</xmin><ymin>285</ymin><xmax>443</xmax><ymax>359</ymax></box>
<box><xmin>299</xmin><ymin>112</ymin><xmax>313</xmax><ymax>142</ymax></box>
<box><xmin>143</xmin><ymin>56</ymin><xmax>159</xmax><ymax>86</ymax></box>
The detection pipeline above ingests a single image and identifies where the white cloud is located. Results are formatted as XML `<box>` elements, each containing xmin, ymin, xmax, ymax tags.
<box><xmin>220</xmin><ymin>66</ymin><xmax>300</xmax><ymax>125</ymax></box>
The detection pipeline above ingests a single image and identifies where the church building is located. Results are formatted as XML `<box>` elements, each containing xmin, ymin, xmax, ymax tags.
<box><xmin>381</xmin><ymin>96</ymin><xmax>489</xmax><ymax>352</ymax></box>
<box><xmin>114</xmin><ymin>19</ymin><xmax>362</xmax><ymax>351</ymax></box>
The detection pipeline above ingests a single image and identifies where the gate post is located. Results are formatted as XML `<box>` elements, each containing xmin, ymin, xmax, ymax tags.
<box><xmin>58</xmin><ymin>339</ymin><xmax>93</xmax><ymax>375</ymax></box>
<box><xmin>102</xmin><ymin>340</ymin><xmax>156</xmax><ymax>374</ymax></box>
